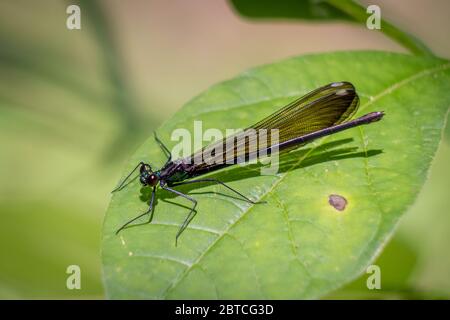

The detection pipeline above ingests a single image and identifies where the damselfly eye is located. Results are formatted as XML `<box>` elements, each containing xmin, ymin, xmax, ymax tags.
<box><xmin>148</xmin><ymin>174</ymin><xmax>159</xmax><ymax>186</ymax></box>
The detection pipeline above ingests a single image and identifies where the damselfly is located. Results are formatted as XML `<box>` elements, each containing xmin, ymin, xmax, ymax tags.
<box><xmin>113</xmin><ymin>82</ymin><xmax>384</xmax><ymax>244</ymax></box>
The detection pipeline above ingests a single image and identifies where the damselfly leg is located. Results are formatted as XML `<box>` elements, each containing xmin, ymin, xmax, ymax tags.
<box><xmin>162</xmin><ymin>185</ymin><xmax>197</xmax><ymax>246</ymax></box>
<box><xmin>154</xmin><ymin>131</ymin><xmax>171</xmax><ymax>162</ymax></box>
<box><xmin>111</xmin><ymin>161</ymin><xmax>145</xmax><ymax>193</ymax></box>
<box><xmin>172</xmin><ymin>178</ymin><xmax>257</xmax><ymax>204</ymax></box>
<box><xmin>115</xmin><ymin>186</ymin><xmax>157</xmax><ymax>234</ymax></box>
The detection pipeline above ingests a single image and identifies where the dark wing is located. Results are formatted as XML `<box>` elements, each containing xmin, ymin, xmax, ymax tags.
<box><xmin>251</xmin><ymin>81</ymin><xmax>358</xmax><ymax>141</ymax></box>
<box><xmin>184</xmin><ymin>81</ymin><xmax>359</xmax><ymax>176</ymax></box>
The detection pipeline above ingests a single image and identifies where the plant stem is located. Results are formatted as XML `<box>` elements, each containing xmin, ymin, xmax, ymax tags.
<box><xmin>325</xmin><ymin>0</ymin><xmax>435</xmax><ymax>57</ymax></box>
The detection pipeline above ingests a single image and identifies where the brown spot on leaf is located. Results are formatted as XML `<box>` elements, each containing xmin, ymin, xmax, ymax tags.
<box><xmin>328</xmin><ymin>194</ymin><xmax>347</xmax><ymax>211</ymax></box>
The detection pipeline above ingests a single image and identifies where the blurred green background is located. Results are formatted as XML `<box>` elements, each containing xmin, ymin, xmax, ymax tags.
<box><xmin>0</xmin><ymin>0</ymin><xmax>449</xmax><ymax>299</ymax></box>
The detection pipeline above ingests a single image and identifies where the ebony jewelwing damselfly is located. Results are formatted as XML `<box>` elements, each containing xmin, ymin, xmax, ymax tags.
<box><xmin>113</xmin><ymin>81</ymin><xmax>384</xmax><ymax>245</ymax></box>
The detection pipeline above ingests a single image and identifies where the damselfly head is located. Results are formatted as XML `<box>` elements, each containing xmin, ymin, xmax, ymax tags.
<box><xmin>139</xmin><ymin>163</ymin><xmax>159</xmax><ymax>186</ymax></box>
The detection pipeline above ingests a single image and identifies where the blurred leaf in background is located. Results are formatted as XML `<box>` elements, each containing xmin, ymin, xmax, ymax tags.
<box><xmin>229</xmin><ymin>0</ymin><xmax>353</xmax><ymax>21</ymax></box>
<box><xmin>445</xmin><ymin>113</ymin><xmax>450</xmax><ymax>144</ymax></box>
<box><xmin>230</xmin><ymin>0</ymin><xmax>432</xmax><ymax>56</ymax></box>
<box><xmin>0</xmin><ymin>0</ymin><xmax>158</xmax><ymax>298</ymax></box>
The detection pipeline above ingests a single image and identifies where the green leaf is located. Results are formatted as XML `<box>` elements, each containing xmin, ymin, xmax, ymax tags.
<box><xmin>445</xmin><ymin>113</ymin><xmax>450</xmax><ymax>144</ymax></box>
<box><xmin>229</xmin><ymin>0</ymin><xmax>434</xmax><ymax>57</ymax></box>
<box><xmin>229</xmin><ymin>0</ymin><xmax>352</xmax><ymax>21</ymax></box>
<box><xmin>102</xmin><ymin>51</ymin><xmax>450</xmax><ymax>299</ymax></box>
